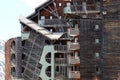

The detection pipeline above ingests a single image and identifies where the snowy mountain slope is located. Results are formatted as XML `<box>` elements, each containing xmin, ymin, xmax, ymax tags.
<box><xmin>0</xmin><ymin>40</ymin><xmax>5</xmax><ymax>80</ymax></box>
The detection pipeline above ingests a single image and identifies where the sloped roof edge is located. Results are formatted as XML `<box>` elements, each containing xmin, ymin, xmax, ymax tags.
<box><xmin>27</xmin><ymin>0</ymin><xmax>53</xmax><ymax>19</ymax></box>
<box><xmin>35</xmin><ymin>0</ymin><xmax>53</xmax><ymax>11</ymax></box>
<box><xmin>19</xmin><ymin>16</ymin><xmax>64</xmax><ymax>40</ymax></box>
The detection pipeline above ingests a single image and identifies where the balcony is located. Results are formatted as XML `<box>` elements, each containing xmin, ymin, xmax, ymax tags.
<box><xmin>39</xmin><ymin>19</ymin><xmax>70</xmax><ymax>27</ymax></box>
<box><xmin>55</xmin><ymin>72</ymin><xmax>67</xmax><ymax>80</ymax></box>
<box><xmin>64</xmin><ymin>5</ymin><xmax>100</xmax><ymax>14</ymax></box>
<box><xmin>54</xmin><ymin>45</ymin><xmax>68</xmax><ymax>52</ymax></box>
<box><xmin>55</xmin><ymin>58</ymin><xmax>67</xmax><ymax>64</ymax></box>
<box><xmin>54</xmin><ymin>43</ymin><xmax>80</xmax><ymax>51</ymax></box>
<box><xmin>68</xmin><ymin>56</ymin><xmax>80</xmax><ymax>64</ymax></box>
<box><xmin>67</xmin><ymin>42</ymin><xmax>80</xmax><ymax>50</ymax></box>
<box><xmin>69</xmin><ymin>71</ymin><xmax>80</xmax><ymax>79</ymax></box>
<box><xmin>68</xmin><ymin>28</ymin><xmax>79</xmax><ymax>36</ymax></box>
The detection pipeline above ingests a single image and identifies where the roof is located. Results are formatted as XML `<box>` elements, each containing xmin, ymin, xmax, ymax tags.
<box><xmin>19</xmin><ymin>16</ymin><xmax>64</xmax><ymax>40</ymax></box>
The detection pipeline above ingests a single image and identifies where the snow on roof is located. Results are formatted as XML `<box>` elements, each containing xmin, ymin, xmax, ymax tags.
<box><xmin>19</xmin><ymin>16</ymin><xmax>64</xmax><ymax>40</ymax></box>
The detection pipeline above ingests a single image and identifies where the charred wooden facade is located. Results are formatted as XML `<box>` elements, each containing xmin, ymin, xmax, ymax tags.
<box><xmin>102</xmin><ymin>0</ymin><xmax>120</xmax><ymax>80</ymax></box>
<box><xmin>5</xmin><ymin>0</ymin><xmax>120</xmax><ymax>80</ymax></box>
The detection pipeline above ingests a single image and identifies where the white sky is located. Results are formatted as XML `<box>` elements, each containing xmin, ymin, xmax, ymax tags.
<box><xmin>22</xmin><ymin>0</ymin><xmax>48</xmax><ymax>8</ymax></box>
<box><xmin>0</xmin><ymin>0</ymin><xmax>47</xmax><ymax>41</ymax></box>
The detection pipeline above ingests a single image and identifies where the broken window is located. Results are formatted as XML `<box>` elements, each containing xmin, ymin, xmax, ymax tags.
<box><xmin>95</xmin><ymin>66</ymin><xmax>100</xmax><ymax>73</ymax></box>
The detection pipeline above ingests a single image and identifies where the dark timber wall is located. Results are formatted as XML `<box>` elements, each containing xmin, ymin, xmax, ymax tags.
<box><xmin>102</xmin><ymin>0</ymin><xmax>120</xmax><ymax>80</ymax></box>
<box><xmin>80</xmin><ymin>19</ymin><xmax>103</xmax><ymax>80</ymax></box>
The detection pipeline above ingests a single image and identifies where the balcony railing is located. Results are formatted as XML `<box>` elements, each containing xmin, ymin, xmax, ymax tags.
<box><xmin>54</xmin><ymin>45</ymin><xmax>68</xmax><ymax>52</ymax></box>
<box><xmin>54</xmin><ymin>43</ymin><xmax>80</xmax><ymax>51</ymax></box>
<box><xmin>68</xmin><ymin>56</ymin><xmax>80</xmax><ymax>64</ymax></box>
<box><xmin>68</xmin><ymin>28</ymin><xmax>80</xmax><ymax>36</ymax></box>
<box><xmin>67</xmin><ymin>42</ymin><xmax>80</xmax><ymax>50</ymax></box>
<box><xmin>64</xmin><ymin>5</ymin><xmax>100</xmax><ymax>14</ymax></box>
<box><xmin>69</xmin><ymin>71</ymin><xmax>80</xmax><ymax>79</ymax></box>
<box><xmin>55</xmin><ymin>71</ymin><xmax>67</xmax><ymax>78</ymax></box>
<box><xmin>39</xmin><ymin>19</ymin><xmax>70</xmax><ymax>27</ymax></box>
<box><xmin>55</xmin><ymin>58</ymin><xmax>67</xmax><ymax>64</ymax></box>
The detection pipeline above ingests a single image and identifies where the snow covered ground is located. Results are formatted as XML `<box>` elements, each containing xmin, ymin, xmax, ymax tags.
<box><xmin>0</xmin><ymin>40</ymin><xmax>5</xmax><ymax>80</ymax></box>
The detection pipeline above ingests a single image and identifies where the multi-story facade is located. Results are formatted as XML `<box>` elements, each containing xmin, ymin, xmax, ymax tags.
<box><xmin>5</xmin><ymin>37</ymin><xmax>22</xmax><ymax>80</ymax></box>
<box><xmin>5</xmin><ymin>0</ymin><xmax>120</xmax><ymax>80</ymax></box>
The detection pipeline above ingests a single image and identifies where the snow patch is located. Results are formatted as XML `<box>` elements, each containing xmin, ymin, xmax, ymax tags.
<box><xmin>0</xmin><ymin>39</ymin><xmax>5</xmax><ymax>80</ymax></box>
